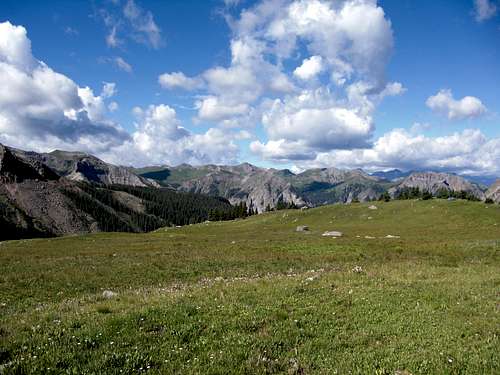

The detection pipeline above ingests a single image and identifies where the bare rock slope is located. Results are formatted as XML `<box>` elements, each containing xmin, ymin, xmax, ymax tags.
<box><xmin>389</xmin><ymin>172</ymin><xmax>485</xmax><ymax>200</ymax></box>
<box><xmin>0</xmin><ymin>144</ymin><xmax>59</xmax><ymax>183</ymax></box>
<box><xmin>486</xmin><ymin>180</ymin><xmax>500</xmax><ymax>203</ymax></box>
<box><xmin>0</xmin><ymin>143</ymin><xmax>239</xmax><ymax>240</ymax></box>
<box><xmin>13</xmin><ymin>149</ymin><xmax>155</xmax><ymax>187</ymax></box>
<box><xmin>0</xmin><ymin>145</ymin><xmax>98</xmax><ymax>238</ymax></box>
<box><xmin>135</xmin><ymin>164</ymin><xmax>391</xmax><ymax>212</ymax></box>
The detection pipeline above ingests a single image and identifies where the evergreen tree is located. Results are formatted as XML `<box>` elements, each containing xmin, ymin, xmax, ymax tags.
<box><xmin>379</xmin><ymin>192</ymin><xmax>391</xmax><ymax>202</ymax></box>
<box><xmin>422</xmin><ymin>190</ymin><xmax>433</xmax><ymax>200</ymax></box>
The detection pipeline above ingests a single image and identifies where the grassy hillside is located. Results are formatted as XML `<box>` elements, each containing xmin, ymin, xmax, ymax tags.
<box><xmin>0</xmin><ymin>200</ymin><xmax>499</xmax><ymax>374</ymax></box>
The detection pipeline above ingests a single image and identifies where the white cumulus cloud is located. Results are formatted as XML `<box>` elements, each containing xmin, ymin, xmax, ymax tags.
<box><xmin>474</xmin><ymin>0</ymin><xmax>497</xmax><ymax>22</ymax></box>
<box><xmin>104</xmin><ymin>104</ymin><xmax>240</xmax><ymax>166</ymax></box>
<box><xmin>0</xmin><ymin>21</ymin><xmax>128</xmax><ymax>154</ymax></box>
<box><xmin>158</xmin><ymin>72</ymin><xmax>203</xmax><ymax>90</ymax></box>
<box><xmin>299</xmin><ymin>128</ymin><xmax>500</xmax><ymax>176</ymax></box>
<box><xmin>195</xmin><ymin>96</ymin><xmax>250</xmax><ymax>122</ymax></box>
<box><xmin>101</xmin><ymin>82</ymin><xmax>117</xmax><ymax>98</ymax></box>
<box><xmin>252</xmin><ymin>88</ymin><xmax>374</xmax><ymax>160</ymax></box>
<box><xmin>0</xmin><ymin>21</ymin><xmax>239</xmax><ymax>167</ymax></box>
<box><xmin>158</xmin><ymin>0</ymin><xmax>398</xmax><ymax>163</ymax></box>
<box><xmin>426</xmin><ymin>89</ymin><xmax>486</xmax><ymax>120</ymax></box>
<box><xmin>293</xmin><ymin>55</ymin><xmax>323</xmax><ymax>80</ymax></box>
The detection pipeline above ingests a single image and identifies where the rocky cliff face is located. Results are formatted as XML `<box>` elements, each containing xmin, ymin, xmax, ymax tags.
<box><xmin>389</xmin><ymin>172</ymin><xmax>485</xmax><ymax>199</ymax></box>
<box><xmin>0</xmin><ymin>144</ymin><xmax>59</xmax><ymax>183</ymax></box>
<box><xmin>138</xmin><ymin>164</ymin><xmax>391</xmax><ymax>212</ymax></box>
<box><xmin>0</xmin><ymin>144</ymin><xmax>160</xmax><ymax>240</ymax></box>
<box><xmin>174</xmin><ymin>165</ymin><xmax>306</xmax><ymax>212</ymax></box>
<box><xmin>0</xmin><ymin>145</ymin><xmax>98</xmax><ymax>238</ymax></box>
<box><xmin>293</xmin><ymin>168</ymin><xmax>388</xmax><ymax>205</ymax></box>
<box><xmin>486</xmin><ymin>180</ymin><xmax>500</xmax><ymax>203</ymax></box>
<box><xmin>1</xmin><ymin>143</ymin><xmax>243</xmax><ymax>240</ymax></box>
<box><xmin>13</xmin><ymin>149</ymin><xmax>155</xmax><ymax>187</ymax></box>
<box><xmin>138</xmin><ymin>165</ymin><xmax>497</xmax><ymax>211</ymax></box>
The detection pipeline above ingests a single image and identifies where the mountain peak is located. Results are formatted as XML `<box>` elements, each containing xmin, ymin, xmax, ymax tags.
<box><xmin>0</xmin><ymin>144</ymin><xmax>59</xmax><ymax>182</ymax></box>
<box><xmin>48</xmin><ymin>149</ymin><xmax>90</xmax><ymax>159</ymax></box>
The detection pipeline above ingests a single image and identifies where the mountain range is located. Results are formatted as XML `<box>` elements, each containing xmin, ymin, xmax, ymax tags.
<box><xmin>1</xmin><ymin>143</ymin><xmax>498</xmax><ymax>239</ymax></box>
<box><xmin>131</xmin><ymin>164</ymin><xmax>497</xmax><ymax>211</ymax></box>
<box><xmin>132</xmin><ymin>163</ymin><xmax>390</xmax><ymax>211</ymax></box>
<box><xmin>0</xmin><ymin>144</ymin><xmax>239</xmax><ymax>240</ymax></box>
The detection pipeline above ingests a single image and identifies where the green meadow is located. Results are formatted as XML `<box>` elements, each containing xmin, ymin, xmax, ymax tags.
<box><xmin>1</xmin><ymin>200</ymin><xmax>499</xmax><ymax>374</ymax></box>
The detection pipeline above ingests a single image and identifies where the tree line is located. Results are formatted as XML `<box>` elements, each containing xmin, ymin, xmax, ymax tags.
<box><xmin>60</xmin><ymin>182</ymin><xmax>257</xmax><ymax>233</ymax></box>
<box><xmin>208</xmin><ymin>201</ymin><xmax>257</xmax><ymax>221</ymax></box>
<box><xmin>378</xmin><ymin>187</ymin><xmax>482</xmax><ymax>202</ymax></box>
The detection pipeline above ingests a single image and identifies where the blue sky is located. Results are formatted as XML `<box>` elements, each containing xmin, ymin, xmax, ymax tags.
<box><xmin>0</xmin><ymin>0</ymin><xmax>499</xmax><ymax>176</ymax></box>
<box><xmin>377</xmin><ymin>0</ymin><xmax>500</xmax><ymax>138</ymax></box>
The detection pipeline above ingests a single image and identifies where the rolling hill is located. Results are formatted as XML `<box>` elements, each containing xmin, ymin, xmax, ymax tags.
<box><xmin>0</xmin><ymin>200</ymin><xmax>498</xmax><ymax>373</ymax></box>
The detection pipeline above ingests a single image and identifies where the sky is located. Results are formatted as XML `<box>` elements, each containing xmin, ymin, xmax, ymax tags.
<box><xmin>0</xmin><ymin>0</ymin><xmax>499</xmax><ymax>177</ymax></box>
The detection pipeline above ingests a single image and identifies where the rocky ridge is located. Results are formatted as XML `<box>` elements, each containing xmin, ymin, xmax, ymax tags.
<box><xmin>389</xmin><ymin>172</ymin><xmax>485</xmax><ymax>200</ymax></box>
<box><xmin>135</xmin><ymin>164</ymin><xmax>391</xmax><ymax>212</ymax></box>
<box><xmin>13</xmin><ymin>148</ymin><xmax>156</xmax><ymax>187</ymax></box>
<box><xmin>486</xmin><ymin>180</ymin><xmax>500</xmax><ymax>203</ymax></box>
<box><xmin>0</xmin><ymin>144</ymin><xmax>235</xmax><ymax>240</ymax></box>
<box><xmin>135</xmin><ymin>165</ymin><xmax>491</xmax><ymax>212</ymax></box>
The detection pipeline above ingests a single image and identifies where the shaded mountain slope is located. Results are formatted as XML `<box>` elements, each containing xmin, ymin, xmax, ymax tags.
<box><xmin>0</xmin><ymin>144</ymin><xmax>241</xmax><ymax>240</ymax></box>
<box><xmin>0</xmin><ymin>144</ymin><xmax>59</xmax><ymax>183</ymax></box>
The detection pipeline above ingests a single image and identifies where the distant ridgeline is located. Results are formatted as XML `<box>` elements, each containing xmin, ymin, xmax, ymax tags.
<box><xmin>0</xmin><ymin>142</ymin><xmax>498</xmax><ymax>240</ymax></box>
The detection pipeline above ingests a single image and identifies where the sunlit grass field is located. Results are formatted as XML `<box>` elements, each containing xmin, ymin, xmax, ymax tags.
<box><xmin>1</xmin><ymin>200</ymin><xmax>499</xmax><ymax>374</ymax></box>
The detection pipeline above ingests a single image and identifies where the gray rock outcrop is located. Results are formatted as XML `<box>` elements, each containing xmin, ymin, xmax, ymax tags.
<box><xmin>136</xmin><ymin>164</ymin><xmax>390</xmax><ymax>212</ymax></box>
<box><xmin>486</xmin><ymin>180</ymin><xmax>500</xmax><ymax>203</ymax></box>
<box><xmin>389</xmin><ymin>172</ymin><xmax>484</xmax><ymax>200</ymax></box>
<box><xmin>13</xmin><ymin>148</ymin><xmax>155</xmax><ymax>187</ymax></box>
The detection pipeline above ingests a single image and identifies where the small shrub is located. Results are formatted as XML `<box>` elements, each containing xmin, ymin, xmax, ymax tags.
<box><xmin>422</xmin><ymin>191</ymin><xmax>433</xmax><ymax>200</ymax></box>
